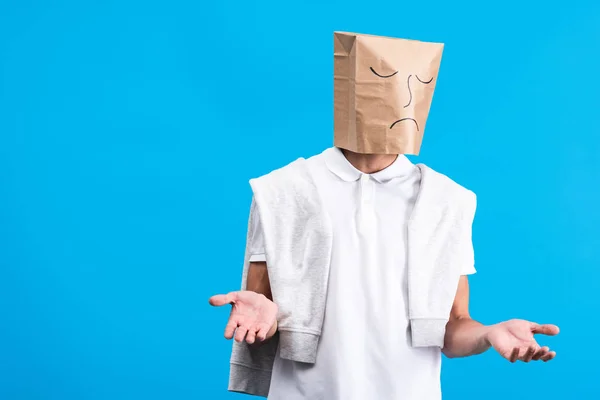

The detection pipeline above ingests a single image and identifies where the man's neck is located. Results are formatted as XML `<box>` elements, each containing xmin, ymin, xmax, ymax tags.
<box><xmin>341</xmin><ymin>148</ymin><xmax>398</xmax><ymax>174</ymax></box>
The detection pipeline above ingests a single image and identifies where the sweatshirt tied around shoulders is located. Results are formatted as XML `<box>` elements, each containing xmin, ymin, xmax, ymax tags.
<box><xmin>228</xmin><ymin>154</ymin><xmax>477</xmax><ymax>397</ymax></box>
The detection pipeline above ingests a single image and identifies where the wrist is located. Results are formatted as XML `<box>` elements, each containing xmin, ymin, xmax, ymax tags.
<box><xmin>267</xmin><ymin>320</ymin><xmax>278</xmax><ymax>338</ymax></box>
<box><xmin>481</xmin><ymin>324</ymin><xmax>496</xmax><ymax>347</ymax></box>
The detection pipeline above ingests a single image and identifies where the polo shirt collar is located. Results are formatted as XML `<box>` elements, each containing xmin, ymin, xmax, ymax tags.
<box><xmin>324</xmin><ymin>147</ymin><xmax>415</xmax><ymax>183</ymax></box>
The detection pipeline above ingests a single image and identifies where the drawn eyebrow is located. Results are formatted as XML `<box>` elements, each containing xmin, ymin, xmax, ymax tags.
<box><xmin>370</xmin><ymin>67</ymin><xmax>398</xmax><ymax>78</ymax></box>
<box><xmin>390</xmin><ymin>118</ymin><xmax>419</xmax><ymax>131</ymax></box>
<box><xmin>416</xmin><ymin>76</ymin><xmax>433</xmax><ymax>84</ymax></box>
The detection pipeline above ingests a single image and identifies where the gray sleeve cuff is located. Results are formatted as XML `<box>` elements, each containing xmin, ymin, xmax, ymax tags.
<box><xmin>410</xmin><ymin>318</ymin><xmax>448</xmax><ymax>348</ymax></box>
<box><xmin>278</xmin><ymin>330</ymin><xmax>320</xmax><ymax>363</ymax></box>
<box><xmin>228</xmin><ymin>362</ymin><xmax>271</xmax><ymax>398</ymax></box>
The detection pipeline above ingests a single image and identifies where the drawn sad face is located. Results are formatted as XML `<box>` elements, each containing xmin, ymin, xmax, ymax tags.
<box><xmin>368</xmin><ymin>66</ymin><xmax>433</xmax><ymax>132</ymax></box>
<box><xmin>334</xmin><ymin>32</ymin><xmax>444</xmax><ymax>155</ymax></box>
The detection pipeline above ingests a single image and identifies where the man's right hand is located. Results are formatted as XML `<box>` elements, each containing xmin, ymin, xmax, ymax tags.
<box><xmin>209</xmin><ymin>290</ymin><xmax>278</xmax><ymax>344</ymax></box>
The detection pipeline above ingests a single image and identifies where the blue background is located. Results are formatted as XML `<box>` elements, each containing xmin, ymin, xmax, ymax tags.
<box><xmin>0</xmin><ymin>0</ymin><xmax>598</xmax><ymax>399</ymax></box>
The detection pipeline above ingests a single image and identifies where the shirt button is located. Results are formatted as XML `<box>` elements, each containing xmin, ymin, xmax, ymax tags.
<box><xmin>361</xmin><ymin>174</ymin><xmax>369</xmax><ymax>182</ymax></box>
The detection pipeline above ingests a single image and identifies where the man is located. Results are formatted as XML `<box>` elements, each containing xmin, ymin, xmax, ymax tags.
<box><xmin>209</xmin><ymin>32</ymin><xmax>559</xmax><ymax>399</ymax></box>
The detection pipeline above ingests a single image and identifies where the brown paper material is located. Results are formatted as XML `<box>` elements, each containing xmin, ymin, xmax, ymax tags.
<box><xmin>334</xmin><ymin>31</ymin><xmax>444</xmax><ymax>155</ymax></box>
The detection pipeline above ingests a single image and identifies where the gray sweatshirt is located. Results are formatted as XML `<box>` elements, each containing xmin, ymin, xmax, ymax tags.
<box><xmin>228</xmin><ymin>155</ymin><xmax>476</xmax><ymax>397</ymax></box>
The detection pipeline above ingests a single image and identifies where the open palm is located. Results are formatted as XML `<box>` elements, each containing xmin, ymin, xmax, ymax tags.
<box><xmin>209</xmin><ymin>291</ymin><xmax>278</xmax><ymax>344</ymax></box>
<box><xmin>487</xmin><ymin>319</ymin><xmax>559</xmax><ymax>363</ymax></box>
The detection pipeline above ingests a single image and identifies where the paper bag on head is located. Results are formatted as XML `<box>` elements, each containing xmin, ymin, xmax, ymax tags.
<box><xmin>334</xmin><ymin>31</ymin><xmax>444</xmax><ymax>155</ymax></box>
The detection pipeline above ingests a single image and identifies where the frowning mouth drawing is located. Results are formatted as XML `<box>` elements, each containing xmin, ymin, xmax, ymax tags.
<box><xmin>390</xmin><ymin>118</ymin><xmax>419</xmax><ymax>131</ymax></box>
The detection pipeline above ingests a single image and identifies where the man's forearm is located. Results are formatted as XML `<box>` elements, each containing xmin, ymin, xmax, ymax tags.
<box><xmin>247</xmin><ymin>261</ymin><xmax>278</xmax><ymax>345</ymax></box>
<box><xmin>442</xmin><ymin>317</ymin><xmax>492</xmax><ymax>358</ymax></box>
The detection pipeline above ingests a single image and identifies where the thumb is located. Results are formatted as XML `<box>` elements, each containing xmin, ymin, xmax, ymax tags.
<box><xmin>208</xmin><ymin>292</ymin><xmax>238</xmax><ymax>307</ymax></box>
<box><xmin>531</xmin><ymin>323</ymin><xmax>560</xmax><ymax>336</ymax></box>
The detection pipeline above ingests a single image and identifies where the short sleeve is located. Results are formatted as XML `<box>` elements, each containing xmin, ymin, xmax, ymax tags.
<box><xmin>460</xmin><ymin>244</ymin><xmax>476</xmax><ymax>275</ymax></box>
<box><xmin>459</xmin><ymin>191</ymin><xmax>477</xmax><ymax>276</ymax></box>
<box><xmin>248</xmin><ymin>198</ymin><xmax>267</xmax><ymax>263</ymax></box>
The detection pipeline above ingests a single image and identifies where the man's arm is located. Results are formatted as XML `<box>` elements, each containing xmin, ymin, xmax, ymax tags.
<box><xmin>246</xmin><ymin>261</ymin><xmax>273</xmax><ymax>300</ymax></box>
<box><xmin>442</xmin><ymin>276</ymin><xmax>559</xmax><ymax>362</ymax></box>
<box><xmin>246</xmin><ymin>261</ymin><xmax>278</xmax><ymax>341</ymax></box>
<box><xmin>442</xmin><ymin>276</ymin><xmax>490</xmax><ymax>358</ymax></box>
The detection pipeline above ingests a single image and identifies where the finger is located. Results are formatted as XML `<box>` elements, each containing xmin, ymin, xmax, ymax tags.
<box><xmin>235</xmin><ymin>325</ymin><xmax>249</xmax><ymax>343</ymax></box>
<box><xmin>209</xmin><ymin>292</ymin><xmax>238</xmax><ymax>307</ymax></box>
<box><xmin>532</xmin><ymin>346</ymin><xmax>549</xmax><ymax>361</ymax></box>
<box><xmin>256</xmin><ymin>323</ymin><xmax>271</xmax><ymax>342</ymax></box>
<box><xmin>224</xmin><ymin>317</ymin><xmax>239</xmax><ymax>340</ymax></box>
<box><xmin>542</xmin><ymin>351</ymin><xmax>556</xmax><ymax>362</ymax></box>
<box><xmin>245</xmin><ymin>326</ymin><xmax>258</xmax><ymax>344</ymax></box>
<box><xmin>531</xmin><ymin>324</ymin><xmax>560</xmax><ymax>336</ymax></box>
<box><xmin>521</xmin><ymin>346</ymin><xmax>537</xmax><ymax>362</ymax></box>
<box><xmin>509</xmin><ymin>347</ymin><xmax>519</xmax><ymax>363</ymax></box>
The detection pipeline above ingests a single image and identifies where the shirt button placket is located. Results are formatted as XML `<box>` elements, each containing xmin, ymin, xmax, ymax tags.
<box><xmin>359</xmin><ymin>174</ymin><xmax>375</xmax><ymax>233</ymax></box>
<box><xmin>360</xmin><ymin>174</ymin><xmax>370</xmax><ymax>204</ymax></box>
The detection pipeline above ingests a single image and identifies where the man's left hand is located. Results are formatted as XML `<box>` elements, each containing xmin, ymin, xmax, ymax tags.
<box><xmin>486</xmin><ymin>319</ymin><xmax>560</xmax><ymax>363</ymax></box>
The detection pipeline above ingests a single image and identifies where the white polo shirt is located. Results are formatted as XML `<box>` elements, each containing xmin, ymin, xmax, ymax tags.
<box><xmin>248</xmin><ymin>147</ymin><xmax>476</xmax><ymax>400</ymax></box>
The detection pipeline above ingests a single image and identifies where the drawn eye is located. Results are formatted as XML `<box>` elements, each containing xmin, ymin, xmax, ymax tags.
<box><xmin>416</xmin><ymin>76</ymin><xmax>433</xmax><ymax>84</ymax></box>
<box><xmin>370</xmin><ymin>67</ymin><xmax>398</xmax><ymax>78</ymax></box>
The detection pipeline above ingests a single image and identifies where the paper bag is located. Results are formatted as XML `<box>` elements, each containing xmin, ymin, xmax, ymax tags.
<box><xmin>334</xmin><ymin>31</ymin><xmax>444</xmax><ymax>155</ymax></box>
